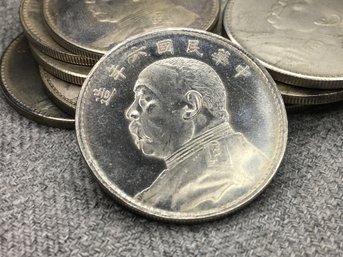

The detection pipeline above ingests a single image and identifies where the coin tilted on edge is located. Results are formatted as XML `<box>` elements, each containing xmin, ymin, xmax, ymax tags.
<box><xmin>224</xmin><ymin>0</ymin><xmax>343</xmax><ymax>89</ymax></box>
<box><xmin>20</xmin><ymin>0</ymin><xmax>96</xmax><ymax>66</ymax></box>
<box><xmin>278</xmin><ymin>82</ymin><xmax>343</xmax><ymax>106</ymax></box>
<box><xmin>40</xmin><ymin>67</ymin><xmax>80</xmax><ymax>116</ymax></box>
<box><xmin>30</xmin><ymin>45</ymin><xmax>91</xmax><ymax>86</ymax></box>
<box><xmin>43</xmin><ymin>0</ymin><xmax>220</xmax><ymax>59</ymax></box>
<box><xmin>76</xmin><ymin>29</ymin><xmax>288</xmax><ymax>222</ymax></box>
<box><xmin>0</xmin><ymin>35</ymin><xmax>74</xmax><ymax>129</ymax></box>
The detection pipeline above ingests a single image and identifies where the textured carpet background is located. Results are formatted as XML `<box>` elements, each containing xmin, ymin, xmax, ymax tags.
<box><xmin>0</xmin><ymin>1</ymin><xmax>342</xmax><ymax>256</ymax></box>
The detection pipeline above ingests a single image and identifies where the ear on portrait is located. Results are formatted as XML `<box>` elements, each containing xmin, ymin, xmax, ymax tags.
<box><xmin>314</xmin><ymin>14</ymin><xmax>341</xmax><ymax>27</ymax></box>
<box><xmin>182</xmin><ymin>90</ymin><xmax>203</xmax><ymax>121</ymax></box>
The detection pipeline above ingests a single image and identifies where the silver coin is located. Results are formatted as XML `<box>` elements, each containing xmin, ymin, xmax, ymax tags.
<box><xmin>224</xmin><ymin>0</ymin><xmax>343</xmax><ymax>89</ymax></box>
<box><xmin>213</xmin><ymin>0</ymin><xmax>229</xmax><ymax>36</ymax></box>
<box><xmin>0</xmin><ymin>34</ymin><xmax>74</xmax><ymax>129</ymax></box>
<box><xmin>20</xmin><ymin>0</ymin><xmax>96</xmax><ymax>66</ymax></box>
<box><xmin>40</xmin><ymin>67</ymin><xmax>80</xmax><ymax>116</ymax></box>
<box><xmin>278</xmin><ymin>81</ymin><xmax>343</xmax><ymax>105</ymax></box>
<box><xmin>30</xmin><ymin>45</ymin><xmax>91</xmax><ymax>86</ymax></box>
<box><xmin>75</xmin><ymin>29</ymin><xmax>288</xmax><ymax>222</ymax></box>
<box><xmin>43</xmin><ymin>0</ymin><xmax>220</xmax><ymax>59</ymax></box>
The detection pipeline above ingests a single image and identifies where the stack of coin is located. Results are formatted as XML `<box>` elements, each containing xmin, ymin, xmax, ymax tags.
<box><xmin>1</xmin><ymin>0</ymin><xmax>222</xmax><ymax>128</ymax></box>
<box><xmin>223</xmin><ymin>0</ymin><xmax>343</xmax><ymax>111</ymax></box>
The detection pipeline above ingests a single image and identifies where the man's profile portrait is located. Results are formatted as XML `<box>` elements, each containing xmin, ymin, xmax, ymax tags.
<box><xmin>84</xmin><ymin>0</ymin><xmax>199</xmax><ymax>45</ymax></box>
<box><xmin>126</xmin><ymin>57</ymin><xmax>268</xmax><ymax>212</ymax></box>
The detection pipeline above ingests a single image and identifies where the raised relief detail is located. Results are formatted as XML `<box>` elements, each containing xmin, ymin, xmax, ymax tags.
<box><xmin>212</xmin><ymin>49</ymin><xmax>231</xmax><ymax>66</ymax></box>
<box><xmin>156</xmin><ymin>39</ymin><xmax>174</xmax><ymax>55</ymax></box>
<box><xmin>125</xmin><ymin>57</ymin><xmax>268</xmax><ymax>212</ymax></box>
<box><xmin>108</xmin><ymin>65</ymin><xmax>126</xmax><ymax>81</ymax></box>
<box><xmin>186</xmin><ymin>40</ymin><xmax>203</xmax><ymax>57</ymax></box>
<box><xmin>84</xmin><ymin>0</ymin><xmax>199</xmax><ymax>46</ymax></box>
<box><xmin>267</xmin><ymin>0</ymin><xmax>342</xmax><ymax>32</ymax></box>
<box><xmin>235</xmin><ymin>65</ymin><xmax>251</xmax><ymax>78</ymax></box>
<box><xmin>127</xmin><ymin>46</ymin><xmax>149</xmax><ymax>65</ymax></box>
<box><xmin>93</xmin><ymin>88</ymin><xmax>117</xmax><ymax>106</ymax></box>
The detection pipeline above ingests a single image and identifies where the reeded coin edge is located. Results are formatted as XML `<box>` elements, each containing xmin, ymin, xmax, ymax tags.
<box><xmin>30</xmin><ymin>44</ymin><xmax>88</xmax><ymax>86</ymax></box>
<box><xmin>281</xmin><ymin>89</ymin><xmax>343</xmax><ymax>105</ymax></box>
<box><xmin>75</xmin><ymin>28</ymin><xmax>288</xmax><ymax>223</ymax></box>
<box><xmin>40</xmin><ymin>67</ymin><xmax>76</xmax><ymax>116</ymax></box>
<box><xmin>286</xmin><ymin>101</ymin><xmax>343</xmax><ymax>113</ymax></box>
<box><xmin>223</xmin><ymin>0</ymin><xmax>343</xmax><ymax>89</ymax></box>
<box><xmin>43</xmin><ymin>0</ymin><xmax>221</xmax><ymax>59</ymax></box>
<box><xmin>20</xmin><ymin>0</ymin><xmax>97</xmax><ymax>66</ymax></box>
<box><xmin>279</xmin><ymin>83</ymin><xmax>343</xmax><ymax>105</ymax></box>
<box><xmin>0</xmin><ymin>35</ymin><xmax>74</xmax><ymax>129</ymax></box>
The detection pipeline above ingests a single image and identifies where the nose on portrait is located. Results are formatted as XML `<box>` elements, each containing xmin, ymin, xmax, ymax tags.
<box><xmin>126</xmin><ymin>105</ymin><xmax>140</xmax><ymax>120</ymax></box>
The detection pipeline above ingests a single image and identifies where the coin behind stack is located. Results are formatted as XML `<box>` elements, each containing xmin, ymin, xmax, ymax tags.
<box><xmin>30</xmin><ymin>45</ymin><xmax>91</xmax><ymax>85</ymax></box>
<box><xmin>278</xmin><ymin>82</ymin><xmax>343</xmax><ymax>106</ymax></box>
<box><xmin>40</xmin><ymin>67</ymin><xmax>80</xmax><ymax>116</ymax></box>
<box><xmin>20</xmin><ymin>0</ymin><xmax>96</xmax><ymax>66</ymax></box>
<box><xmin>75</xmin><ymin>29</ymin><xmax>287</xmax><ymax>222</ymax></box>
<box><xmin>213</xmin><ymin>0</ymin><xmax>229</xmax><ymax>36</ymax></box>
<box><xmin>43</xmin><ymin>0</ymin><xmax>220</xmax><ymax>59</ymax></box>
<box><xmin>0</xmin><ymin>35</ymin><xmax>74</xmax><ymax>129</ymax></box>
<box><xmin>223</xmin><ymin>0</ymin><xmax>343</xmax><ymax>89</ymax></box>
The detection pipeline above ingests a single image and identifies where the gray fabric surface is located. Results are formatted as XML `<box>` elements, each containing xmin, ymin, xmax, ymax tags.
<box><xmin>0</xmin><ymin>1</ymin><xmax>342</xmax><ymax>256</ymax></box>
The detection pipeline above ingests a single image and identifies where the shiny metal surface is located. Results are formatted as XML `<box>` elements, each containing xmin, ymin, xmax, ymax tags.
<box><xmin>213</xmin><ymin>0</ymin><xmax>229</xmax><ymax>36</ymax></box>
<box><xmin>278</xmin><ymin>81</ymin><xmax>343</xmax><ymax>105</ymax></box>
<box><xmin>43</xmin><ymin>0</ymin><xmax>220</xmax><ymax>59</ymax></box>
<box><xmin>0</xmin><ymin>35</ymin><xmax>74</xmax><ymax>129</ymax></box>
<box><xmin>40</xmin><ymin>67</ymin><xmax>80</xmax><ymax>116</ymax></box>
<box><xmin>75</xmin><ymin>29</ymin><xmax>288</xmax><ymax>222</ymax></box>
<box><xmin>30</xmin><ymin>45</ymin><xmax>91</xmax><ymax>86</ymax></box>
<box><xmin>20</xmin><ymin>0</ymin><xmax>96</xmax><ymax>66</ymax></box>
<box><xmin>224</xmin><ymin>0</ymin><xmax>343</xmax><ymax>89</ymax></box>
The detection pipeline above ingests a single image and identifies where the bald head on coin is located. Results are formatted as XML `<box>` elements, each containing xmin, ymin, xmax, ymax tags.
<box><xmin>126</xmin><ymin>57</ymin><xmax>267</xmax><ymax>212</ymax></box>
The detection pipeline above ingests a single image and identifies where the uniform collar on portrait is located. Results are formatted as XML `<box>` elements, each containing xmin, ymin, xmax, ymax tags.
<box><xmin>165</xmin><ymin>122</ymin><xmax>234</xmax><ymax>170</ymax></box>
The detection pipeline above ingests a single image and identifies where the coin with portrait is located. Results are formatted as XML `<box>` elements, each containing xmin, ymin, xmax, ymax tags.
<box><xmin>76</xmin><ymin>29</ymin><xmax>288</xmax><ymax>222</ymax></box>
<box><xmin>43</xmin><ymin>0</ymin><xmax>220</xmax><ymax>59</ymax></box>
<box><xmin>224</xmin><ymin>0</ymin><xmax>343</xmax><ymax>89</ymax></box>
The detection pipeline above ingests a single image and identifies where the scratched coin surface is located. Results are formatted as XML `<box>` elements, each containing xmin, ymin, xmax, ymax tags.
<box><xmin>278</xmin><ymin>82</ymin><xmax>343</xmax><ymax>105</ymax></box>
<box><xmin>40</xmin><ymin>67</ymin><xmax>80</xmax><ymax>115</ymax></box>
<box><xmin>43</xmin><ymin>0</ymin><xmax>220</xmax><ymax>59</ymax></box>
<box><xmin>76</xmin><ymin>29</ymin><xmax>288</xmax><ymax>222</ymax></box>
<box><xmin>30</xmin><ymin>45</ymin><xmax>91</xmax><ymax>85</ymax></box>
<box><xmin>224</xmin><ymin>0</ymin><xmax>343</xmax><ymax>89</ymax></box>
<box><xmin>0</xmin><ymin>35</ymin><xmax>74</xmax><ymax>129</ymax></box>
<box><xmin>20</xmin><ymin>0</ymin><xmax>96</xmax><ymax>66</ymax></box>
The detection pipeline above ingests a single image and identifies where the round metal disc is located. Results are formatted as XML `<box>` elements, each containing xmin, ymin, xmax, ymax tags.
<box><xmin>278</xmin><ymin>82</ymin><xmax>343</xmax><ymax>105</ymax></box>
<box><xmin>30</xmin><ymin>45</ymin><xmax>91</xmax><ymax>86</ymax></box>
<box><xmin>75</xmin><ymin>29</ymin><xmax>288</xmax><ymax>222</ymax></box>
<box><xmin>0</xmin><ymin>34</ymin><xmax>74</xmax><ymax>129</ymax></box>
<box><xmin>224</xmin><ymin>0</ymin><xmax>343</xmax><ymax>89</ymax></box>
<box><xmin>43</xmin><ymin>0</ymin><xmax>220</xmax><ymax>59</ymax></box>
<box><xmin>20</xmin><ymin>0</ymin><xmax>96</xmax><ymax>66</ymax></box>
<box><xmin>40</xmin><ymin>67</ymin><xmax>80</xmax><ymax>116</ymax></box>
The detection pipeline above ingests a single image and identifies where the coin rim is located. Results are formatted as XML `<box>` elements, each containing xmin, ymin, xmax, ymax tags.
<box><xmin>75</xmin><ymin>28</ymin><xmax>288</xmax><ymax>223</ymax></box>
<box><xmin>0</xmin><ymin>34</ymin><xmax>74</xmax><ymax>129</ymax></box>
<box><xmin>279</xmin><ymin>82</ymin><xmax>343</xmax><ymax>105</ymax></box>
<box><xmin>43</xmin><ymin>0</ymin><xmax>221</xmax><ymax>59</ymax></box>
<box><xmin>30</xmin><ymin>44</ymin><xmax>90</xmax><ymax>86</ymax></box>
<box><xmin>20</xmin><ymin>0</ymin><xmax>97</xmax><ymax>66</ymax></box>
<box><xmin>223</xmin><ymin>0</ymin><xmax>343</xmax><ymax>89</ymax></box>
<box><xmin>40</xmin><ymin>67</ymin><xmax>77</xmax><ymax>116</ymax></box>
